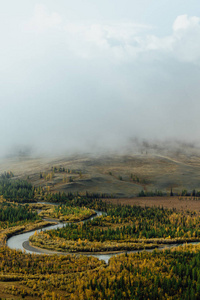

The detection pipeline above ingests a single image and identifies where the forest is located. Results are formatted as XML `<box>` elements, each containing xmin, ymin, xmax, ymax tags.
<box><xmin>0</xmin><ymin>173</ymin><xmax>200</xmax><ymax>299</ymax></box>
<box><xmin>30</xmin><ymin>204</ymin><xmax>200</xmax><ymax>253</ymax></box>
<box><xmin>0</xmin><ymin>202</ymin><xmax>38</xmax><ymax>224</ymax></box>
<box><xmin>0</xmin><ymin>244</ymin><xmax>200</xmax><ymax>299</ymax></box>
<box><xmin>0</xmin><ymin>172</ymin><xmax>34</xmax><ymax>203</ymax></box>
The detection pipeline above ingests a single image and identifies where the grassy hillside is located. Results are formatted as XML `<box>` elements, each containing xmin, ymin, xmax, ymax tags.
<box><xmin>2</xmin><ymin>148</ymin><xmax>200</xmax><ymax>198</ymax></box>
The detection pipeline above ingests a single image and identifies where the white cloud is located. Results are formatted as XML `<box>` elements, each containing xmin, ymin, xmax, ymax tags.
<box><xmin>167</xmin><ymin>15</ymin><xmax>200</xmax><ymax>62</ymax></box>
<box><xmin>25</xmin><ymin>9</ymin><xmax>200</xmax><ymax>64</ymax></box>
<box><xmin>62</xmin><ymin>21</ymin><xmax>151</xmax><ymax>61</ymax></box>
<box><xmin>27</xmin><ymin>4</ymin><xmax>62</xmax><ymax>32</ymax></box>
<box><xmin>173</xmin><ymin>14</ymin><xmax>199</xmax><ymax>31</ymax></box>
<box><xmin>62</xmin><ymin>15</ymin><xmax>200</xmax><ymax>63</ymax></box>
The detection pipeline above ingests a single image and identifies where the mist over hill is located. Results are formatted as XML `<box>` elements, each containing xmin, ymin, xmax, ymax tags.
<box><xmin>1</xmin><ymin>2</ymin><xmax>200</xmax><ymax>195</ymax></box>
<box><xmin>1</xmin><ymin>139</ymin><xmax>200</xmax><ymax>198</ymax></box>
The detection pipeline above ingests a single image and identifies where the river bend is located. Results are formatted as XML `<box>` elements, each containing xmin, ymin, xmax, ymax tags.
<box><xmin>6</xmin><ymin>209</ymin><xmax>200</xmax><ymax>264</ymax></box>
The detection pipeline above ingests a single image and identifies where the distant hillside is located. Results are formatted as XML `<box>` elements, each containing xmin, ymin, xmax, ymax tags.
<box><xmin>1</xmin><ymin>145</ymin><xmax>200</xmax><ymax>197</ymax></box>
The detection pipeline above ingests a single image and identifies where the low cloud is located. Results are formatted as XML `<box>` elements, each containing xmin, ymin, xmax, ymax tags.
<box><xmin>0</xmin><ymin>5</ymin><xmax>200</xmax><ymax>157</ymax></box>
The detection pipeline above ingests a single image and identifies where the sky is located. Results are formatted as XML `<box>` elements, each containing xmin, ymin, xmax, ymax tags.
<box><xmin>1</xmin><ymin>1</ymin><xmax>200</xmax><ymax>156</ymax></box>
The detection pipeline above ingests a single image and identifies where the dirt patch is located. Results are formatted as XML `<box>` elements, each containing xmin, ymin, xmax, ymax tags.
<box><xmin>103</xmin><ymin>197</ymin><xmax>200</xmax><ymax>213</ymax></box>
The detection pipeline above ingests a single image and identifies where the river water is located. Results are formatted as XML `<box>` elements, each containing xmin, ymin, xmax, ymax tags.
<box><xmin>7</xmin><ymin>210</ymin><xmax>114</xmax><ymax>262</ymax></box>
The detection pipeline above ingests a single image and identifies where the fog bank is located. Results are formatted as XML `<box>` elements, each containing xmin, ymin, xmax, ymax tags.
<box><xmin>1</xmin><ymin>2</ymin><xmax>200</xmax><ymax>157</ymax></box>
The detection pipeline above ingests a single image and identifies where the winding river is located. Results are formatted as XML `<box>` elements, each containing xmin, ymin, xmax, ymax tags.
<box><xmin>7</xmin><ymin>210</ymin><xmax>115</xmax><ymax>263</ymax></box>
<box><xmin>6</xmin><ymin>208</ymin><xmax>200</xmax><ymax>264</ymax></box>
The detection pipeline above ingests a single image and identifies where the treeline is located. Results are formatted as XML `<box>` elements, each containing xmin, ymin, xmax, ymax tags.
<box><xmin>35</xmin><ymin>188</ymin><xmax>112</xmax><ymax>202</ymax></box>
<box><xmin>138</xmin><ymin>190</ymin><xmax>164</xmax><ymax>197</ymax></box>
<box><xmin>179</xmin><ymin>189</ymin><xmax>200</xmax><ymax>197</ymax></box>
<box><xmin>138</xmin><ymin>188</ymin><xmax>200</xmax><ymax>197</ymax></box>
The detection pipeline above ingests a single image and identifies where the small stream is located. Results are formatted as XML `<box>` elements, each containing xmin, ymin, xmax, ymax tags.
<box><xmin>6</xmin><ymin>207</ymin><xmax>200</xmax><ymax>264</ymax></box>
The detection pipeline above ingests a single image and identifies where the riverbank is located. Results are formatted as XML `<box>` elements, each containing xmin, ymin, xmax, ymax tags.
<box><xmin>29</xmin><ymin>231</ymin><xmax>200</xmax><ymax>254</ymax></box>
<box><xmin>2</xmin><ymin>220</ymin><xmax>56</xmax><ymax>247</ymax></box>
<box><xmin>29</xmin><ymin>233</ymin><xmax>159</xmax><ymax>253</ymax></box>
<box><xmin>6</xmin><ymin>210</ymin><xmax>103</xmax><ymax>253</ymax></box>
<box><xmin>30</xmin><ymin>203</ymin><xmax>97</xmax><ymax>222</ymax></box>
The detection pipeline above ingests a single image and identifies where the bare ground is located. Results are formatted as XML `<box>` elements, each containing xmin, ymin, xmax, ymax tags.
<box><xmin>103</xmin><ymin>197</ymin><xmax>200</xmax><ymax>213</ymax></box>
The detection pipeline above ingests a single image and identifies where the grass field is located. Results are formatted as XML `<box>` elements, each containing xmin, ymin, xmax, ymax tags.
<box><xmin>2</xmin><ymin>145</ymin><xmax>200</xmax><ymax>198</ymax></box>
